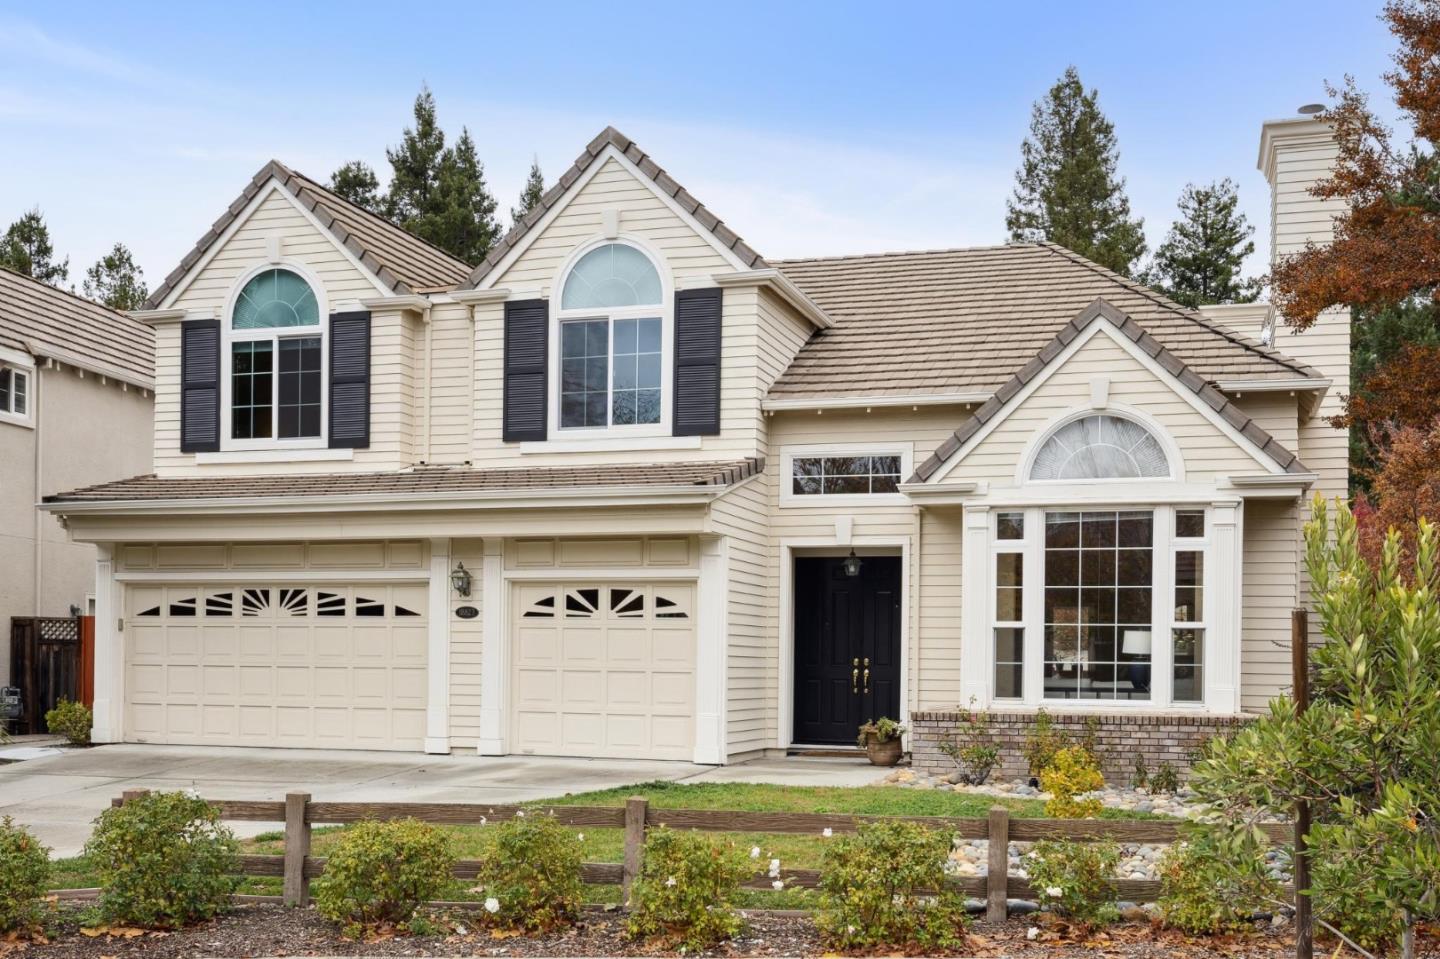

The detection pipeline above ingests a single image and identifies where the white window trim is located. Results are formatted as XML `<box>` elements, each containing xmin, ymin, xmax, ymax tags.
<box><xmin>982</xmin><ymin>504</ymin><xmax>1217</xmax><ymax>711</ymax></box>
<box><xmin>779</xmin><ymin>443</ymin><xmax>915</xmax><ymax>507</ymax></box>
<box><xmin>546</xmin><ymin>236</ymin><xmax>674</xmax><ymax>442</ymax></box>
<box><xmin>218</xmin><ymin>260</ymin><xmax>329</xmax><ymax>452</ymax></box>
<box><xmin>0</xmin><ymin>360</ymin><xmax>36</xmax><ymax>429</ymax></box>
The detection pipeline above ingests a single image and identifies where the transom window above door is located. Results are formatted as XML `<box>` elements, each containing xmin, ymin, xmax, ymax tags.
<box><xmin>556</xmin><ymin>242</ymin><xmax>668</xmax><ymax>432</ymax></box>
<box><xmin>227</xmin><ymin>268</ymin><xmax>324</xmax><ymax>443</ymax></box>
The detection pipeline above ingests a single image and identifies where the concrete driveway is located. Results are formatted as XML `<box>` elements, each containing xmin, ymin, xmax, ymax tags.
<box><xmin>0</xmin><ymin>743</ymin><xmax>879</xmax><ymax>857</ymax></box>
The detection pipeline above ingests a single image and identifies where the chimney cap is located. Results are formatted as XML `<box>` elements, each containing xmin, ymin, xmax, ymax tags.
<box><xmin>1297</xmin><ymin>103</ymin><xmax>1326</xmax><ymax>115</ymax></box>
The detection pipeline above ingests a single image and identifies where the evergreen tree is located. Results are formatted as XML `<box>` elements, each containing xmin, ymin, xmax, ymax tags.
<box><xmin>384</xmin><ymin>85</ymin><xmax>446</xmax><ymax>225</ymax></box>
<box><xmin>1145</xmin><ymin>179</ymin><xmax>1260</xmax><ymax>308</ymax></box>
<box><xmin>328</xmin><ymin>161</ymin><xmax>381</xmax><ymax>212</ymax></box>
<box><xmin>0</xmin><ymin>208</ymin><xmax>69</xmax><ymax>286</ymax></box>
<box><xmin>1006</xmin><ymin>66</ymin><xmax>1147</xmax><ymax>276</ymax></box>
<box><xmin>82</xmin><ymin>242</ymin><xmax>148</xmax><ymax>310</ymax></box>
<box><xmin>510</xmin><ymin>158</ymin><xmax>546</xmax><ymax>230</ymax></box>
<box><xmin>412</xmin><ymin>128</ymin><xmax>501</xmax><ymax>264</ymax></box>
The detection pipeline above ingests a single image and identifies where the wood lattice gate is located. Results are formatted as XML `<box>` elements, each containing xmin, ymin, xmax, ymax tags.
<box><xmin>8</xmin><ymin>616</ymin><xmax>82</xmax><ymax>734</ymax></box>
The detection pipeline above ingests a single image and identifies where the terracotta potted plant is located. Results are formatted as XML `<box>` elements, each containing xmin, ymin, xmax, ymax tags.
<box><xmin>857</xmin><ymin>717</ymin><xmax>907</xmax><ymax>766</ymax></box>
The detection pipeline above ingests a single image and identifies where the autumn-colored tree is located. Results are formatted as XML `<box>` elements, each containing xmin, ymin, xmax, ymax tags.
<box><xmin>1355</xmin><ymin>422</ymin><xmax>1440</xmax><ymax>573</ymax></box>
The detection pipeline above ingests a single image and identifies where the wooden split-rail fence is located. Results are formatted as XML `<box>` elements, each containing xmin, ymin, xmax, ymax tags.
<box><xmin>108</xmin><ymin>789</ymin><xmax>1294</xmax><ymax>921</ymax></box>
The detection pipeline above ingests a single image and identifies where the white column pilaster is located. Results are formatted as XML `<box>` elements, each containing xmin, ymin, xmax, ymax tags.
<box><xmin>960</xmin><ymin>506</ymin><xmax>991</xmax><ymax>707</ymax></box>
<box><xmin>1208</xmin><ymin>502</ymin><xmax>1243</xmax><ymax>713</ymax></box>
<box><xmin>477</xmin><ymin>538</ymin><xmax>506</xmax><ymax>755</ymax></box>
<box><xmin>424</xmin><ymin>538</ymin><xmax>452</xmax><ymax>754</ymax></box>
<box><xmin>92</xmin><ymin>544</ymin><xmax>123</xmax><ymax>743</ymax></box>
<box><xmin>693</xmin><ymin>536</ymin><xmax>728</xmax><ymax>765</ymax></box>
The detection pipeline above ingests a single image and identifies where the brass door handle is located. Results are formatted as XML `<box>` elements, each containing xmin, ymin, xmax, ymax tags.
<box><xmin>863</xmin><ymin>667</ymin><xmax>870</xmax><ymax>693</ymax></box>
<box><xmin>852</xmin><ymin>664</ymin><xmax>859</xmax><ymax>693</ymax></box>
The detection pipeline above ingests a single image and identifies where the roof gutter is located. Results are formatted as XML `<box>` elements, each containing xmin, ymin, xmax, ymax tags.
<box><xmin>713</xmin><ymin>269</ymin><xmax>834</xmax><ymax>329</ymax></box>
<box><xmin>39</xmin><ymin>482</ymin><xmax>735</xmax><ymax>517</ymax></box>
<box><xmin>763</xmin><ymin>392</ymin><xmax>991</xmax><ymax>412</ymax></box>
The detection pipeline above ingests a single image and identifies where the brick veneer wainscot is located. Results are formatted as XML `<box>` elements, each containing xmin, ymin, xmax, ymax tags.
<box><xmin>909</xmin><ymin>709</ymin><xmax>1255</xmax><ymax>781</ymax></box>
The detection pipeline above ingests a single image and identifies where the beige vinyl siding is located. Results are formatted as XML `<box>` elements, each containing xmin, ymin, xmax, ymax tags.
<box><xmin>939</xmin><ymin>329</ymin><xmax>1270</xmax><ymax>484</ymax></box>
<box><xmin>709</xmin><ymin>472</ymin><xmax>772</xmax><ymax>755</ymax></box>
<box><xmin>449</xmin><ymin>538</ymin><xmax>484</xmax><ymax>748</ymax></box>
<box><xmin>428</xmin><ymin>302</ymin><xmax>475</xmax><ymax>464</ymax></box>
<box><xmin>1241</xmin><ymin>498</ymin><xmax>1301</xmax><ymax>710</ymax></box>
<box><xmin>1232</xmin><ymin>392</ymin><xmax>1299</xmax><ymax>454</ymax></box>
<box><xmin>916</xmin><ymin>506</ymin><xmax>964</xmax><ymax>710</ymax></box>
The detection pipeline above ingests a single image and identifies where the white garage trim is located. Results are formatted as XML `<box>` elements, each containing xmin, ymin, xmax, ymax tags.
<box><xmin>115</xmin><ymin>570</ymin><xmax>428</xmax><ymax>583</ymax></box>
<box><xmin>93</xmin><ymin>544</ymin><xmax>123</xmax><ymax>744</ymax></box>
<box><xmin>478</xmin><ymin>538</ymin><xmax>506</xmax><ymax>756</ymax></box>
<box><xmin>694</xmin><ymin>536</ymin><xmax>727</xmax><ymax>764</ymax></box>
<box><xmin>426</xmin><ymin>538</ymin><xmax>451</xmax><ymax>754</ymax></box>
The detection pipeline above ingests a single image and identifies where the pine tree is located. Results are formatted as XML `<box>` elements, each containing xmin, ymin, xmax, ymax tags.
<box><xmin>384</xmin><ymin>85</ymin><xmax>446</xmax><ymax>225</ymax></box>
<box><xmin>0</xmin><ymin>208</ymin><xmax>69</xmax><ymax>286</ymax></box>
<box><xmin>328</xmin><ymin>161</ymin><xmax>381</xmax><ymax>212</ymax></box>
<box><xmin>1006</xmin><ymin>66</ymin><xmax>1147</xmax><ymax>276</ymax></box>
<box><xmin>510</xmin><ymin>158</ymin><xmax>546</xmax><ymax>230</ymax></box>
<box><xmin>413</xmin><ymin>128</ymin><xmax>501</xmax><ymax>264</ymax></box>
<box><xmin>82</xmin><ymin>242</ymin><xmax>148</xmax><ymax>310</ymax></box>
<box><xmin>1145</xmin><ymin>179</ymin><xmax>1260</xmax><ymax>308</ymax></box>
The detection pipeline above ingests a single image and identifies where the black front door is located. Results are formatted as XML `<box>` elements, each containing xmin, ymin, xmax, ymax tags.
<box><xmin>792</xmin><ymin>556</ymin><xmax>902</xmax><ymax>746</ymax></box>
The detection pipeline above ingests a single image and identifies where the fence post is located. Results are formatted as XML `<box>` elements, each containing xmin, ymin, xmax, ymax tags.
<box><xmin>986</xmin><ymin>805</ymin><xmax>1009</xmax><ymax>922</ymax></box>
<box><xmin>1292</xmin><ymin>608</ymin><xmax>1312</xmax><ymax>959</ymax></box>
<box><xmin>119</xmin><ymin>788</ymin><xmax>150</xmax><ymax>806</ymax></box>
<box><xmin>622</xmin><ymin>796</ymin><xmax>649</xmax><ymax>907</ymax></box>
<box><xmin>284</xmin><ymin>792</ymin><xmax>312</xmax><ymax>908</ymax></box>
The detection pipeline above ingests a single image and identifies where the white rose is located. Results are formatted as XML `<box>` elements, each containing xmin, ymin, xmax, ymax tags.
<box><xmin>484</xmin><ymin>897</ymin><xmax>500</xmax><ymax>914</ymax></box>
<box><xmin>1027</xmin><ymin>927</ymin><xmax>1039</xmax><ymax>941</ymax></box>
<box><xmin>665</xmin><ymin>876</ymin><xmax>677</xmax><ymax>888</ymax></box>
<box><xmin>772</xmin><ymin>880</ymin><xmax>784</xmax><ymax>891</ymax></box>
<box><xmin>515</xmin><ymin>809</ymin><xmax>526</xmax><ymax>817</ymax></box>
<box><xmin>1046</xmin><ymin>886</ymin><xmax>1063</xmax><ymax>898</ymax></box>
<box><xmin>750</xmin><ymin>846</ymin><xmax>761</xmax><ymax>858</ymax></box>
<box><xmin>768</xmin><ymin>859</ymin><xmax>781</xmax><ymax>878</ymax></box>
<box><xmin>822</xmin><ymin>828</ymin><xmax>833</xmax><ymax>838</ymax></box>
<box><xmin>577</xmin><ymin>833</ymin><xmax>584</xmax><ymax>842</ymax></box>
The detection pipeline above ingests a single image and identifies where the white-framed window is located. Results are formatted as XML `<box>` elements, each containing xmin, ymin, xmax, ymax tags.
<box><xmin>222</xmin><ymin>266</ymin><xmax>327</xmax><ymax>449</ymax></box>
<box><xmin>986</xmin><ymin>505</ymin><xmax>1210</xmax><ymax>707</ymax></box>
<box><xmin>0</xmin><ymin>365</ymin><xmax>32</xmax><ymax>425</ymax></box>
<box><xmin>551</xmin><ymin>240</ymin><xmax>670</xmax><ymax>436</ymax></box>
<box><xmin>1030</xmin><ymin>413</ymin><xmax>1171</xmax><ymax>481</ymax></box>
<box><xmin>779</xmin><ymin>444</ymin><xmax>914</xmax><ymax>506</ymax></box>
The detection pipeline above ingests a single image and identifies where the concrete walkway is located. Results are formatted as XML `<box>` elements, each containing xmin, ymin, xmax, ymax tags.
<box><xmin>0</xmin><ymin>743</ymin><xmax>879</xmax><ymax>857</ymax></box>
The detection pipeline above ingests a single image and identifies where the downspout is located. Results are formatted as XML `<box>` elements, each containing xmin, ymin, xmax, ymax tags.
<box><xmin>32</xmin><ymin>362</ymin><xmax>43</xmax><ymax>613</ymax></box>
<box><xmin>913</xmin><ymin>503</ymin><xmax>922</xmax><ymax>716</ymax></box>
<box><xmin>422</xmin><ymin>304</ymin><xmax>433</xmax><ymax>464</ymax></box>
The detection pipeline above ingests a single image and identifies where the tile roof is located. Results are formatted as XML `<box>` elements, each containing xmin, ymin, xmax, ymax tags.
<box><xmin>911</xmin><ymin>298</ymin><xmax>1310</xmax><ymax>482</ymax></box>
<box><xmin>460</xmin><ymin>126</ymin><xmax>766</xmax><ymax>290</ymax></box>
<box><xmin>0</xmin><ymin>267</ymin><xmax>154</xmax><ymax>386</ymax></box>
<box><xmin>45</xmin><ymin>458</ymin><xmax>765</xmax><ymax>504</ymax></box>
<box><xmin>769</xmin><ymin>242</ymin><xmax>1318</xmax><ymax>401</ymax></box>
<box><xmin>143</xmin><ymin>160</ymin><xmax>473</xmax><ymax>310</ymax></box>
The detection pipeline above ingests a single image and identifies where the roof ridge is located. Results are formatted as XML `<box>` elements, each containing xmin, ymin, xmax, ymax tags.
<box><xmin>910</xmin><ymin>297</ymin><xmax>1310</xmax><ymax>483</ymax></box>
<box><xmin>460</xmin><ymin>126</ymin><xmax>766</xmax><ymax>289</ymax></box>
<box><xmin>1035</xmin><ymin>241</ymin><xmax>1319</xmax><ymax>379</ymax></box>
<box><xmin>775</xmin><ymin>243</ymin><xmax>1042</xmax><ymax>265</ymax></box>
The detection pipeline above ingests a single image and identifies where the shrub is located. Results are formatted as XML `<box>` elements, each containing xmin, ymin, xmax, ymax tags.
<box><xmin>1157</xmin><ymin>825</ymin><xmax>1279</xmax><ymax>934</ymax></box>
<box><xmin>626</xmin><ymin>827</ymin><xmax>749</xmax><ymax>951</ymax></box>
<box><xmin>0</xmin><ymin>817</ymin><xmax>50</xmax><ymax>935</ymax></box>
<box><xmin>938</xmin><ymin>710</ymin><xmax>999</xmax><ymax>785</ymax></box>
<box><xmin>1129</xmin><ymin>753</ymin><xmax>1149</xmax><ymax>789</ymax></box>
<box><xmin>44</xmin><ymin>698</ymin><xmax>91</xmax><ymax>746</ymax></box>
<box><xmin>1311</xmin><ymin>829</ymin><xmax>1404</xmax><ymax>953</ymax></box>
<box><xmin>312</xmin><ymin>818</ymin><xmax>455</xmax><ymax>935</ymax></box>
<box><xmin>1148</xmin><ymin>762</ymin><xmax>1180</xmax><ymax>794</ymax></box>
<box><xmin>472</xmin><ymin>813</ymin><xmax>582</xmax><ymax>933</ymax></box>
<box><xmin>1026</xmin><ymin>839</ymin><xmax>1119</xmax><ymax>928</ymax></box>
<box><xmin>856</xmin><ymin>716</ymin><xmax>906</xmax><ymax>747</ymax></box>
<box><xmin>1040</xmin><ymin>746</ymin><xmax>1104</xmax><ymax>818</ymax></box>
<box><xmin>816</xmin><ymin>820</ymin><xmax>969</xmax><ymax>953</ymax></box>
<box><xmin>1022</xmin><ymin>708</ymin><xmax>1068</xmax><ymax>777</ymax></box>
<box><xmin>83</xmin><ymin>791</ymin><xmax>238</xmax><ymax>929</ymax></box>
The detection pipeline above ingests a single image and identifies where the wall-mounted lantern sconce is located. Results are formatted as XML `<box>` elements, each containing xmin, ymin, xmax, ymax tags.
<box><xmin>449</xmin><ymin>561</ymin><xmax>473</xmax><ymax>598</ymax></box>
<box><xmin>843</xmin><ymin>549</ymin><xmax>863</xmax><ymax>578</ymax></box>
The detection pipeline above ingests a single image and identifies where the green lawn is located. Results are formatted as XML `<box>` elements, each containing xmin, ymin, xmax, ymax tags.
<box><xmin>49</xmin><ymin>780</ymin><xmax>1168</xmax><ymax>906</ymax></box>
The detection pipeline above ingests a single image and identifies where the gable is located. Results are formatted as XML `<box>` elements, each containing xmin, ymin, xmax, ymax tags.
<box><xmin>167</xmin><ymin>185</ymin><xmax>385</xmax><ymax>314</ymax></box>
<box><xmin>932</xmin><ymin>323</ymin><xmax>1289</xmax><ymax>485</ymax></box>
<box><xmin>489</xmin><ymin>155</ymin><xmax>743</xmax><ymax>294</ymax></box>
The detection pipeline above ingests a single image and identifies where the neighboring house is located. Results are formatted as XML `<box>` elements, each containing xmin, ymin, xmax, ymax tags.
<box><xmin>41</xmin><ymin>112</ymin><xmax>1347</xmax><ymax>775</ymax></box>
<box><xmin>0</xmin><ymin>268</ymin><xmax>154</xmax><ymax>688</ymax></box>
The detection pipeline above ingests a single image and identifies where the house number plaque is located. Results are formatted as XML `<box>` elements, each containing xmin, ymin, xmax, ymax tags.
<box><xmin>455</xmin><ymin>605</ymin><xmax>479</xmax><ymax>619</ymax></box>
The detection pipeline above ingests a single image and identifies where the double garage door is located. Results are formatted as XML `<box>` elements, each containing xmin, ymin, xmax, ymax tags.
<box><xmin>511</xmin><ymin>581</ymin><xmax>696</xmax><ymax>760</ymax></box>
<box><xmin>125</xmin><ymin>583</ymin><xmax>428</xmax><ymax>751</ymax></box>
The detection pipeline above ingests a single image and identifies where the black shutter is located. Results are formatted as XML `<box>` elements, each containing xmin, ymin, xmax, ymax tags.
<box><xmin>672</xmin><ymin>287</ymin><xmax>723</xmax><ymax>436</ymax></box>
<box><xmin>503</xmin><ymin>298</ymin><xmax>548</xmax><ymax>442</ymax></box>
<box><xmin>179</xmin><ymin>319</ymin><xmax>220</xmax><ymax>453</ymax></box>
<box><xmin>328</xmin><ymin>310</ymin><xmax>371</xmax><ymax>449</ymax></box>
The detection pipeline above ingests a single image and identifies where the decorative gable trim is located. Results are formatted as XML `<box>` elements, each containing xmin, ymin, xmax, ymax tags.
<box><xmin>912</xmin><ymin>298</ymin><xmax>1310</xmax><ymax>484</ymax></box>
<box><xmin>462</xmin><ymin>127</ymin><xmax>766</xmax><ymax>291</ymax></box>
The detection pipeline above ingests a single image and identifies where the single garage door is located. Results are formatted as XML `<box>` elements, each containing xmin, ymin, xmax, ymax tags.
<box><xmin>125</xmin><ymin>583</ymin><xmax>428</xmax><ymax>750</ymax></box>
<box><xmin>512</xmin><ymin>582</ymin><xmax>695</xmax><ymax>760</ymax></box>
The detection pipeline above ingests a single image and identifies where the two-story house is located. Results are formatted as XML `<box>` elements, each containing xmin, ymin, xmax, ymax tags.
<box><xmin>42</xmin><ymin>111</ymin><xmax>1348</xmax><ymax>774</ymax></box>
<box><xmin>1</xmin><ymin>268</ymin><xmax>154</xmax><ymax>689</ymax></box>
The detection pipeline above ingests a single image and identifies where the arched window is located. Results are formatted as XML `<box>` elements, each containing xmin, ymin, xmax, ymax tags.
<box><xmin>227</xmin><ymin>267</ymin><xmax>323</xmax><ymax>441</ymax></box>
<box><xmin>1030</xmin><ymin>414</ymin><xmax>1169</xmax><ymax>481</ymax></box>
<box><xmin>556</xmin><ymin>242</ymin><xmax>666</xmax><ymax>429</ymax></box>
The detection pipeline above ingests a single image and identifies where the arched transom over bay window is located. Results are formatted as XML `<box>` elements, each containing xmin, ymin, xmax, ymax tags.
<box><xmin>555</xmin><ymin>241</ymin><xmax>669</xmax><ymax>433</ymax></box>
<box><xmin>1030</xmin><ymin>414</ymin><xmax>1171</xmax><ymax>481</ymax></box>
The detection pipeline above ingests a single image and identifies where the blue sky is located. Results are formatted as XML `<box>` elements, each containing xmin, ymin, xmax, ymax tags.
<box><xmin>0</xmin><ymin>1</ymin><xmax>1399</xmax><ymax>293</ymax></box>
